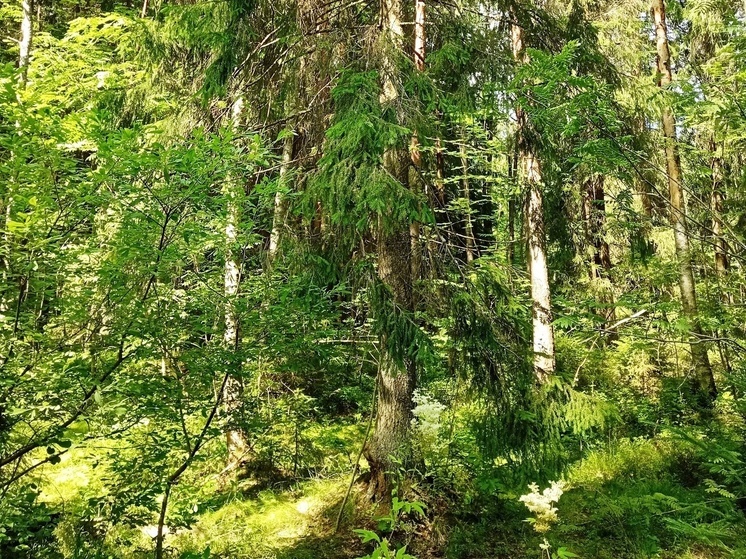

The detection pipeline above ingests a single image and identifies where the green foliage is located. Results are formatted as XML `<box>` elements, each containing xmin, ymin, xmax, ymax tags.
<box><xmin>307</xmin><ymin>70</ymin><xmax>424</xmax><ymax>238</ymax></box>
<box><xmin>2</xmin><ymin>0</ymin><xmax>746</xmax><ymax>558</ymax></box>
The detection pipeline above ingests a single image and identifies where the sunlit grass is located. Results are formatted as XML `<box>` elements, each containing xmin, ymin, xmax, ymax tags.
<box><xmin>171</xmin><ymin>477</ymin><xmax>349</xmax><ymax>558</ymax></box>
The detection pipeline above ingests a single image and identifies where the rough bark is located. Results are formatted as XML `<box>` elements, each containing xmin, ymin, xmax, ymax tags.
<box><xmin>368</xmin><ymin>221</ymin><xmax>416</xmax><ymax>503</ymax></box>
<box><xmin>652</xmin><ymin>0</ymin><xmax>716</xmax><ymax>401</ymax></box>
<box><xmin>18</xmin><ymin>0</ymin><xmax>32</xmax><ymax>88</ymax></box>
<box><xmin>582</xmin><ymin>175</ymin><xmax>617</xmax><ymax>335</ymax></box>
<box><xmin>512</xmin><ymin>18</ymin><xmax>555</xmax><ymax>382</ymax></box>
<box><xmin>365</xmin><ymin>0</ymin><xmax>416</xmax><ymax>504</ymax></box>
<box><xmin>582</xmin><ymin>175</ymin><xmax>612</xmax><ymax>279</ymax></box>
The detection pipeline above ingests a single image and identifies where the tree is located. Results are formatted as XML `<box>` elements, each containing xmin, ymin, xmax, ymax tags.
<box><xmin>223</xmin><ymin>97</ymin><xmax>250</xmax><ymax>472</ymax></box>
<box><xmin>512</xmin><ymin>10</ymin><xmax>556</xmax><ymax>382</ymax></box>
<box><xmin>651</xmin><ymin>0</ymin><xmax>717</xmax><ymax>402</ymax></box>
<box><xmin>363</xmin><ymin>0</ymin><xmax>418</xmax><ymax>504</ymax></box>
<box><xmin>18</xmin><ymin>0</ymin><xmax>32</xmax><ymax>88</ymax></box>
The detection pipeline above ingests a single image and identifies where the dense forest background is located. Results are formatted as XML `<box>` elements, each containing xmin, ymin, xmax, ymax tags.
<box><xmin>1</xmin><ymin>0</ymin><xmax>746</xmax><ymax>557</ymax></box>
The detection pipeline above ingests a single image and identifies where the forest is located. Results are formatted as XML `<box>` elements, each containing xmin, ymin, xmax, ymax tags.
<box><xmin>1</xmin><ymin>0</ymin><xmax>746</xmax><ymax>557</ymax></box>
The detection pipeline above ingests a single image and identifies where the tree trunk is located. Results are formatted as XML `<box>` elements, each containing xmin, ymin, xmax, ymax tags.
<box><xmin>223</xmin><ymin>98</ymin><xmax>249</xmax><ymax>470</ymax></box>
<box><xmin>512</xmin><ymin>18</ymin><xmax>555</xmax><ymax>382</ymax></box>
<box><xmin>409</xmin><ymin>0</ymin><xmax>425</xmax><ymax>281</ymax></box>
<box><xmin>507</xmin><ymin>149</ymin><xmax>518</xmax><ymax>266</ymax></box>
<box><xmin>582</xmin><ymin>175</ymin><xmax>617</xmax><ymax>335</ymax></box>
<box><xmin>525</xmin><ymin>153</ymin><xmax>555</xmax><ymax>381</ymax></box>
<box><xmin>365</xmin><ymin>0</ymin><xmax>416</xmax><ymax>504</ymax></box>
<box><xmin>710</xmin><ymin>142</ymin><xmax>729</xmax><ymax>280</ymax></box>
<box><xmin>582</xmin><ymin>175</ymin><xmax>613</xmax><ymax>279</ymax></box>
<box><xmin>460</xmin><ymin>136</ymin><xmax>476</xmax><ymax>264</ymax></box>
<box><xmin>268</xmin><ymin>130</ymin><xmax>294</xmax><ymax>261</ymax></box>
<box><xmin>18</xmin><ymin>0</ymin><xmax>32</xmax><ymax>88</ymax></box>
<box><xmin>652</xmin><ymin>0</ymin><xmax>716</xmax><ymax>401</ymax></box>
<box><xmin>368</xmin><ymin>224</ymin><xmax>416</xmax><ymax>502</ymax></box>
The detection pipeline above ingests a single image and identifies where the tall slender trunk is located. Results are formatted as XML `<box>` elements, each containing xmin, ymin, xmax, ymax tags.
<box><xmin>435</xmin><ymin>137</ymin><xmax>445</xmax><ymax>207</ymax></box>
<box><xmin>582</xmin><ymin>175</ymin><xmax>612</xmax><ymax>279</ymax></box>
<box><xmin>710</xmin><ymin>142</ymin><xmax>729</xmax><ymax>280</ymax></box>
<box><xmin>460</xmin><ymin>136</ymin><xmax>476</xmax><ymax>264</ymax></box>
<box><xmin>4</xmin><ymin>0</ymin><xmax>33</xmax><ymax>311</ymax></box>
<box><xmin>582</xmin><ymin>175</ymin><xmax>617</xmax><ymax>335</ymax></box>
<box><xmin>507</xmin><ymin>149</ymin><xmax>518</xmax><ymax>266</ymax></box>
<box><xmin>268</xmin><ymin>130</ymin><xmax>294</xmax><ymax>261</ymax></box>
<box><xmin>223</xmin><ymin>98</ymin><xmax>249</xmax><ymax>469</ymax></box>
<box><xmin>18</xmin><ymin>0</ymin><xmax>32</xmax><ymax>88</ymax></box>
<box><xmin>652</xmin><ymin>0</ymin><xmax>716</xmax><ymax>401</ymax></box>
<box><xmin>409</xmin><ymin>0</ymin><xmax>425</xmax><ymax>281</ymax></box>
<box><xmin>365</xmin><ymin>0</ymin><xmax>416</xmax><ymax>504</ymax></box>
<box><xmin>512</xmin><ymin>18</ymin><xmax>555</xmax><ymax>382</ymax></box>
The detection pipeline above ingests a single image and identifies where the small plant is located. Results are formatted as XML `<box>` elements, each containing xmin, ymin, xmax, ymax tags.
<box><xmin>354</xmin><ymin>491</ymin><xmax>425</xmax><ymax>559</ymax></box>
<box><xmin>353</xmin><ymin>530</ymin><xmax>417</xmax><ymax>559</ymax></box>
<box><xmin>519</xmin><ymin>480</ymin><xmax>566</xmax><ymax>533</ymax></box>
<box><xmin>520</xmin><ymin>481</ymin><xmax>576</xmax><ymax>559</ymax></box>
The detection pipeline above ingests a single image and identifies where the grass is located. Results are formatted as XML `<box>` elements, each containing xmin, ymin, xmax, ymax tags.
<box><xmin>170</xmin><ymin>477</ymin><xmax>356</xmax><ymax>558</ymax></box>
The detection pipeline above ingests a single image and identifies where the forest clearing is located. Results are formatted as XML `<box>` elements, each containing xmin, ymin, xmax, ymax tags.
<box><xmin>1</xmin><ymin>0</ymin><xmax>746</xmax><ymax>558</ymax></box>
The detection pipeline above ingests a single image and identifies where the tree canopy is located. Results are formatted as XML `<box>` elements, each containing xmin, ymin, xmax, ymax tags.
<box><xmin>1</xmin><ymin>1</ymin><xmax>746</xmax><ymax>558</ymax></box>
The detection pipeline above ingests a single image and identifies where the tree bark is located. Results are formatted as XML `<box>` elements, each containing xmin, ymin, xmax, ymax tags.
<box><xmin>18</xmin><ymin>0</ymin><xmax>32</xmax><ymax>88</ymax></box>
<box><xmin>652</xmin><ymin>0</ymin><xmax>716</xmax><ymax>401</ymax></box>
<box><xmin>365</xmin><ymin>0</ymin><xmax>416</xmax><ymax>504</ymax></box>
<box><xmin>512</xmin><ymin>18</ymin><xmax>555</xmax><ymax>382</ymax></box>
<box><xmin>409</xmin><ymin>0</ymin><xmax>425</xmax><ymax>281</ymax></box>
<box><xmin>268</xmin><ymin>130</ymin><xmax>294</xmax><ymax>261</ymax></box>
<box><xmin>582</xmin><ymin>175</ymin><xmax>617</xmax><ymax>335</ymax></box>
<box><xmin>460</xmin><ymin>135</ymin><xmax>476</xmax><ymax>264</ymax></box>
<box><xmin>223</xmin><ymin>98</ymin><xmax>249</xmax><ymax>470</ymax></box>
<box><xmin>582</xmin><ymin>175</ymin><xmax>612</xmax><ymax>279</ymax></box>
<box><xmin>507</xmin><ymin>149</ymin><xmax>518</xmax><ymax>266</ymax></box>
<box><xmin>710</xmin><ymin>142</ymin><xmax>729</xmax><ymax>280</ymax></box>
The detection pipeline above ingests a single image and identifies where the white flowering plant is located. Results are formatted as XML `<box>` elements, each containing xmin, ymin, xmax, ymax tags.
<box><xmin>519</xmin><ymin>481</ymin><xmax>577</xmax><ymax>559</ymax></box>
<box><xmin>410</xmin><ymin>389</ymin><xmax>447</xmax><ymax>466</ymax></box>
<box><xmin>519</xmin><ymin>480</ymin><xmax>566</xmax><ymax>533</ymax></box>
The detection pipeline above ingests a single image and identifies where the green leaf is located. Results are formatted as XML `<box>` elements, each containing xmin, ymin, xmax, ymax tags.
<box><xmin>353</xmin><ymin>529</ymin><xmax>380</xmax><ymax>544</ymax></box>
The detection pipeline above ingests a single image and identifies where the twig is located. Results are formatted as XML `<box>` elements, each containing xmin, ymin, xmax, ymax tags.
<box><xmin>334</xmin><ymin>359</ymin><xmax>379</xmax><ymax>533</ymax></box>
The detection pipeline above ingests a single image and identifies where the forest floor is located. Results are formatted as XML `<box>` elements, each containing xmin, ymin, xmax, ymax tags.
<box><xmin>29</xmin><ymin>421</ymin><xmax>745</xmax><ymax>559</ymax></box>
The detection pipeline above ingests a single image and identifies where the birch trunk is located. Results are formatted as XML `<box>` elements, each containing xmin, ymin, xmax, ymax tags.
<box><xmin>507</xmin><ymin>149</ymin><xmax>518</xmax><ymax>266</ymax></box>
<box><xmin>652</xmin><ymin>0</ymin><xmax>716</xmax><ymax>401</ymax></box>
<box><xmin>18</xmin><ymin>0</ymin><xmax>32</xmax><ymax>88</ymax></box>
<box><xmin>223</xmin><ymin>98</ymin><xmax>249</xmax><ymax>469</ymax></box>
<box><xmin>512</xmin><ymin>18</ymin><xmax>555</xmax><ymax>382</ymax></box>
<box><xmin>409</xmin><ymin>0</ymin><xmax>425</xmax><ymax>281</ymax></box>
<box><xmin>268</xmin><ymin>131</ymin><xmax>293</xmax><ymax>261</ymax></box>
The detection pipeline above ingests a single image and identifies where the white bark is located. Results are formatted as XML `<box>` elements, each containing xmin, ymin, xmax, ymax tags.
<box><xmin>512</xmin><ymin>18</ymin><xmax>555</xmax><ymax>381</ymax></box>
<box><xmin>525</xmin><ymin>153</ymin><xmax>555</xmax><ymax>380</ymax></box>
<box><xmin>223</xmin><ymin>97</ymin><xmax>248</xmax><ymax>466</ymax></box>
<box><xmin>18</xmin><ymin>0</ymin><xmax>32</xmax><ymax>88</ymax></box>
<box><xmin>268</xmin><ymin>131</ymin><xmax>293</xmax><ymax>260</ymax></box>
